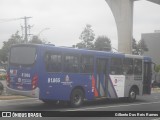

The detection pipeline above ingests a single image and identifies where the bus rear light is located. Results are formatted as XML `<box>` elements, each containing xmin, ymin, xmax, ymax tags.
<box><xmin>32</xmin><ymin>74</ymin><xmax>38</xmax><ymax>89</ymax></box>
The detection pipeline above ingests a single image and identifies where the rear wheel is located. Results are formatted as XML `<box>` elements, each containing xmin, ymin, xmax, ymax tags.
<box><xmin>70</xmin><ymin>89</ymin><xmax>84</xmax><ymax>107</ymax></box>
<box><xmin>128</xmin><ymin>88</ymin><xmax>136</xmax><ymax>102</ymax></box>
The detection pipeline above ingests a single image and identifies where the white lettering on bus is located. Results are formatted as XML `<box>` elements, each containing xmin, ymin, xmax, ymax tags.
<box><xmin>22</xmin><ymin>73</ymin><xmax>30</xmax><ymax>78</ymax></box>
<box><xmin>48</xmin><ymin>78</ymin><xmax>60</xmax><ymax>83</ymax></box>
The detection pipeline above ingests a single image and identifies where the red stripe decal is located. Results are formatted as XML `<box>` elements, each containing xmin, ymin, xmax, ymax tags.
<box><xmin>92</xmin><ymin>75</ymin><xmax>98</xmax><ymax>97</ymax></box>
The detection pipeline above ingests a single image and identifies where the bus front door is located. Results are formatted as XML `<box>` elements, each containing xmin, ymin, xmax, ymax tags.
<box><xmin>96</xmin><ymin>58</ymin><xmax>109</xmax><ymax>98</ymax></box>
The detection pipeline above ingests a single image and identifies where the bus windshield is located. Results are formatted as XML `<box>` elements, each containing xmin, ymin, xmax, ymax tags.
<box><xmin>10</xmin><ymin>46</ymin><xmax>36</xmax><ymax>66</ymax></box>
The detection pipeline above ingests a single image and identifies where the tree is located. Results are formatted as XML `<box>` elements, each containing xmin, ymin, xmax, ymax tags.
<box><xmin>94</xmin><ymin>36</ymin><xmax>111</xmax><ymax>51</ymax></box>
<box><xmin>0</xmin><ymin>31</ymin><xmax>23</xmax><ymax>62</ymax></box>
<box><xmin>76</xmin><ymin>24</ymin><xmax>95</xmax><ymax>49</ymax></box>
<box><xmin>29</xmin><ymin>35</ymin><xmax>43</xmax><ymax>44</ymax></box>
<box><xmin>137</xmin><ymin>39</ymin><xmax>149</xmax><ymax>55</ymax></box>
<box><xmin>0</xmin><ymin>32</ymin><xmax>44</xmax><ymax>62</ymax></box>
<box><xmin>132</xmin><ymin>38</ymin><xmax>138</xmax><ymax>55</ymax></box>
<box><xmin>132</xmin><ymin>38</ymin><xmax>148</xmax><ymax>55</ymax></box>
<box><xmin>75</xmin><ymin>42</ymin><xmax>86</xmax><ymax>49</ymax></box>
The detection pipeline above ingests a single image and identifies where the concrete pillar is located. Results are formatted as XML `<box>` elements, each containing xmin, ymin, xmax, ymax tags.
<box><xmin>105</xmin><ymin>0</ymin><xmax>134</xmax><ymax>54</ymax></box>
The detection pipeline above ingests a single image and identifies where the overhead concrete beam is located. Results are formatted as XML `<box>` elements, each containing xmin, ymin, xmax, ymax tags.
<box><xmin>105</xmin><ymin>0</ymin><xmax>134</xmax><ymax>54</ymax></box>
<box><xmin>105</xmin><ymin>0</ymin><xmax>159</xmax><ymax>54</ymax></box>
<box><xmin>147</xmin><ymin>0</ymin><xmax>160</xmax><ymax>5</ymax></box>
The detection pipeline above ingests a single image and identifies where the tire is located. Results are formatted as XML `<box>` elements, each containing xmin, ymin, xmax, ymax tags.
<box><xmin>128</xmin><ymin>88</ymin><xmax>136</xmax><ymax>102</ymax></box>
<box><xmin>70</xmin><ymin>89</ymin><xmax>84</xmax><ymax>107</ymax></box>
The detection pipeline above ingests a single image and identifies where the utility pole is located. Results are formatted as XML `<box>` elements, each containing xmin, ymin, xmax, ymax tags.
<box><xmin>21</xmin><ymin>16</ymin><xmax>32</xmax><ymax>43</ymax></box>
<box><xmin>0</xmin><ymin>16</ymin><xmax>32</xmax><ymax>43</ymax></box>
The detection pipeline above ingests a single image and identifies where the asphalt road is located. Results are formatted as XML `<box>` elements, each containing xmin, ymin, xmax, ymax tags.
<box><xmin>0</xmin><ymin>93</ymin><xmax>160</xmax><ymax>111</ymax></box>
<box><xmin>0</xmin><ymin>93</ymin><xmax>160</xmax><ymax>120</ymax></box>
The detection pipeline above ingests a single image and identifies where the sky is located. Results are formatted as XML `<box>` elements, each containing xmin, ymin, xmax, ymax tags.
<box><xmin>0</xmin><ymin>0</ymin><xmax>160</xmax><ymax>49</ymax></box>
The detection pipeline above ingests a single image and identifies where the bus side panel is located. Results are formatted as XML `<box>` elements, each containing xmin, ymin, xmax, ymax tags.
<box><xmin>124</xmin><ymin>75</ymin><xmax>143</xmax><ymax>97</ymax></box>
<box><xmin>38</xmin><ymin>73</ymin><xmax>94</xmax><ymax>101</ymax></box>
<box><xmin>38</xmin><ymin>48</ymin><xmax>94</xmax><ymax>101</ymax></box>
<box><xmin>109</xmin><ymin>75</ymin><xmax>125</xmax><ymax>98</ymax></box>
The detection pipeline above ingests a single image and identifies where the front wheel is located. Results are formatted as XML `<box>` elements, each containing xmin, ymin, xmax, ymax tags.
<box><xmin>70</xmin><ymin>89</ymin><xmax>84</xmax><ymax>107</ymax></box>
<box><xmin>128</xmin><ymin>88</ymin><xmax>136</xmax><ymax>102</ymax></box>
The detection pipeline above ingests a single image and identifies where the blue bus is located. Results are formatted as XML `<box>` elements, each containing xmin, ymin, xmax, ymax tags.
<box><xmin>6</xmin><ymin>44</ymin><xmax>152</xmax><ymax>107</ymax></box>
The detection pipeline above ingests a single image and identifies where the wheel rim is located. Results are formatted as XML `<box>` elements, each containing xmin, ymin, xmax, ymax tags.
<box><xmin>73</xmin><ymin>94</ymin><xmax>81</xmax><ymax>105</ymax></box>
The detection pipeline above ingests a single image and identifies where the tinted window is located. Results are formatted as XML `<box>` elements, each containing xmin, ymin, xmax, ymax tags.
<box><xmin>97</xmin><ymin>59</ymin><xmax>107</xmax><ymax>74</ymax></box>
<box><xmin>45</xmin><ymin>53</ymin><xmax>62</xmax><ymax>72</ymax></box>
<box><xmin>81</xmin><ymin>56</ymin><xmax>94</xmax><ymax>73</ymax></box>
<box><xmin>123</xmin><ymin>58</ymin><xmax>133</xmax><ymax>75</ymax></box>
<box><xmin>110</xmin><ymin>58</ymin><xmax>123</xmax><ymax>75</ymax></box>
<box><xmin>134</xmin><ymin>59</ymin><xmax>142</xmax><ymax>75</ymax></box>
<box><xmin>10</xmin><ymin>46</ymin><xmax>36</xmax><ymax>65</ymax></box>
<box><xmin>64</xmin><ymin>55</ymin><xmax>79</xmax><ymax>73</ymax></box>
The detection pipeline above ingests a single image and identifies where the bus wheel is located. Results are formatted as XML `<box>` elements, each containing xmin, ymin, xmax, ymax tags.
<box><xmin>70</xmin><ymin>89</ymin><xmax>84</xmax><ymax>107</ymax></box>
<box><xmin>128</xmin><ymin>88</ymin><xmax>136</xmax><ymax>102</ymax></box>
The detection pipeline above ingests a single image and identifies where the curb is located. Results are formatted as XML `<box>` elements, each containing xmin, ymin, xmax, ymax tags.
<box><xmin>0</xmin><ymin>95</ymin><xmax>28</xmax><ymax>100</ymax></box>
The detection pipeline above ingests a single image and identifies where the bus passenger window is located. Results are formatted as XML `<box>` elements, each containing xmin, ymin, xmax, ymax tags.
<box><xmin>97</xmin><ymin>59</ymin><xmax>107</xmax><ymax>74</ymax></box>
<box><xmin>123</xmin><ymin>58</ymin><xmax>133</xmax><ymax>75</ymax></box>
<box><xmin>134</xmin><ymin>59</ymin><xmax>142</xmax><ymax>75</ymax></box>
<box><xmin>81</xmin><ymin>56</ymin><xmax>93</xmax><ymax>73</ymax></box>
<box><xmin>45</xmin><ymin>53</ymin><xmax>62</xmax><ymax>72</ymax></box>
<box><xmin>110</xmin><ymin>58</ymin><xmax>123</xmax><ymax>75</ymax></box>
<box><xmin>64</xmin><ymin>55</ymin><xmax>79</xmax><ymax>73</ymax></box>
